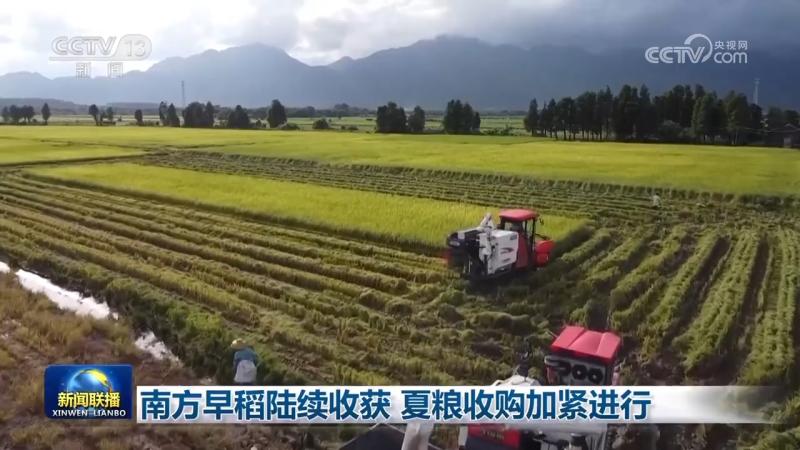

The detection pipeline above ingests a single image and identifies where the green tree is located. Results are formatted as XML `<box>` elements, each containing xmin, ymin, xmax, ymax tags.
<box><xmin>134</xmin><ymin>109</ymin><xmax>144</xmax><ymax>125</ymax></box>
<box><xmin>293</xmin><ymin>106</ymin><xmax>316</xmax><ymax>118</ymax></box>
<box><xmin>443</xmin><ymin>100</ymin><xmax>463</xmax><ymax>133</ymax></box>
<box><xmin>565</xmin><ymin>97</ymin><xmax>577</xmax><ymax>139</ymax></box>
<box><xmin>227</xmin><ymin>105</ymin><xmax>251</xmax><ymax>129</ymax></box>
<box><xmin>166</xmin><ymin>103</ymin><xmax>180</xmax><ymax>127</ymax></box>
<box><xmin>22</xmin><ymin>105</ymin><xmax>35</xmax><ymax>123</ymax></box>
<box><xmin>407</xmin><ymin>106</ymin><xmax>426</xmax><ymax>133</ymax></box>
<box><xmin>692</xmin><ymin>93</ymin><xmax>716</xmax><ymax>142</ymax></box>
<box><xmin>443</xmin><ymin>99</ymin><xmax>478</xmax><ymax>134</ymax></box>
<box><xmin>660</xmin><ymin>85</ymin><xmax>682</xmax><ymax>124</ymax></box>
<box><xmin>375</xmin><ymin>101</ymin><xmax>407</xmax><ymax>133</ymax></box>
<box><xmin>575</xmin><ymin>92</ymin><xmax>596</xmax><ymax>139</ymax></box>
<box><xmin>472</xmin><ymin>112</ymin><xmax>481</xmax><ymax>132</ymax></box>
<box><xmin>612</xmin><ymin>85</ymin><xmax>639</xmax><ymax>140</ymax></box>
<box><xmin>1</xmin><ymin>106</ymin><xmax>8</xmax><ymax>123</ymax></box>
<box><xmin>333</xmin><ymin>103</ymin><xmax>350</xmax><ymax>118</ymax></box>
<box><xmin>267</xmin><ymin>99</ymin><xmax>287</xmax><ymax>128</ymax></box>
<box><xmin>765</xmin><ymin>107</ymin><xmax>784</xmax><ymax>130</ymax></box>
<box><xmin>540</xmin><ymin>99</ymin><xmax>555</xmax><ymax>137</ymax></box>
<box><xmin>555</xmin><ymin>98</ymin><xmax>567</xmax><ymax>140</ymax></box>
<box><xmin>590</xmin><ymin>93</ymin><xmax>604</xmax><ymax>139</ymax></box>
<box><xmin>636</xmin><ymin>84</ymin><xmax>657</xmax><ymax>139</ymax></box>
<box><xmin>785</xmin><ymin>109</ymin><xmax>800</xmax><ymax>127</ymax></box>
<box><xmin>9</xmin><ymin>105</ymin><xmax>20</xmax><ymax>124</ymax></box>
<box><xmin>104</xmin><ymin>106</ymin><xmax>114</xmax><ymax>124</ymax></box>
<box><xmin>88</xmin><ymin>104</ymin><xmax>100</xmax><ymax>125</ymax></box>
<box><xmin>747</xmin><ymin>103</ymin><xmax>763</xmax><ymax>143</ymax></box>
<box><xmin>710</xmin><ymin>97</ymin><xmax>727</xmax><ymax>142</ymax></box>
<box><xmin>204</xmin><ymin>102</ymin><xmax>216</xmax><ymax>127</ymax></box>
<box><xmin>182</xmin><ymin>101</ymin><xmax>215</xmax><ymax>128</ymax></box>
<box><xmin>312</xmin><ymin>118</ymin><xmax>331</xmax><ymax>130</ymax></box>
<box><xmin>555</xmin><ymin>97</ymin><xmax>576</xmax><ymax>140</ymax></box>
<box><xmin>681</xmin><ymin>85</ymin><xmax>695</xmax><ymax>128</ymax></box>
<box><xmin>462</xmin><ymin>103</ymin><xmax>474</xmax><ymax>132</ymax></box>
<box><xmin>597</xmin><ymin>87</ymin><xmax>614</xmax><ymax>139</ymax></box>
<box><xmin>693</xmin><ymin>85</ymin><xmax>706</xmax><ymax>103</ymax></box>
<box><xmin>523</xmin><ymin>99</ymin><xmax>539</xmax><ymax>136</ymax></box>
<box><xmin>41</xmin><ymin>103</ymin><xmax>51</xmax><ymax>125</ymax></box>
<box><xmin>596</xmin><ymin>86</ymin><xmax>614</xmax><ymax>140</ymax></box>
<box><xmin>182</xmin><ymin>102</ymin><xmax>208</xmax><ymax>128</ymax></box>
<box><xmin>724</xmin><ymin>92</ymin><xmax>750</xmax><ymax>145</ymax></box>
<box><xmin>657</xmin><ymin>120</ymin><xmax>684</xmax><ymax>142</ymax></box>
<box><xmin>375</xmin><ymin>104</ymin><xmax>388</xmax><ymax>132</ymax></box>
<box><xmin>158</xmin><ymin>101</ymin><xmax>168</xmax><ymax>126</ymax></box>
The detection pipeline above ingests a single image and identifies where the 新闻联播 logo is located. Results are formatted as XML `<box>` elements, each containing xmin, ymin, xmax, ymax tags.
<box><xmin>44</xmin><ymin>364</ymin><xmax>133</xmax><ymax>419</ymax></box>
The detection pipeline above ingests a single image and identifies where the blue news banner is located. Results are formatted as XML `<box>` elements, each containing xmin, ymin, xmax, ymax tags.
<box><xmin>135</xmin><ymin>385</ymin><xmax>771</xmax><ymax>424</ymax></box>
<box><xmin>137</xmin><ymin>385</ymin><xmax>651</xmax><ymax>424</ymax></box>
<box><xmin>42</xmin><ymin>364</ymin><xmax>770</xmax><ymax>424</ymax></box>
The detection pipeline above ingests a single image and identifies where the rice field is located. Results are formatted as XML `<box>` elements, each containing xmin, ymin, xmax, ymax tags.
<box><xmin>28</xmin><ymin>163</ymin><xmax>585</xmax><ymax>246</ymax></box>
<box><xmin>0</xmin><ymin>137</ymin><xmax>142</xmax><ymax>165</ymax></box>
<box><xmin>0</xmin><ymin>124</ymin><xmax>798</xmax><ymax>448</ymax></box>
<box><xmin>1</xmin><ymin>126</ymin><xmax>798</xmax><ymax>195</ymax></box>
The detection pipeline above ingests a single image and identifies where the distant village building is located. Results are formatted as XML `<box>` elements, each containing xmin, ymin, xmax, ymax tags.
<box><xmin>767</xmin><ymin>123</ymin><xmax>800</xmax><ymax>148</ymax></box>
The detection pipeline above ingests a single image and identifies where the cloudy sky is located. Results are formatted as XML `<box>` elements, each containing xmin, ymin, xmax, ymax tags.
<box><xmin>1</xmin><ymin>0</ymin><xmax>798</xmax><ymax>78</ymax></box>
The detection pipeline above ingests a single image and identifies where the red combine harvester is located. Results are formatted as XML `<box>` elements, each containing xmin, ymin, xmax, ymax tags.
<box><xmin>340</xmin><ymin>326</ymin><xmax>623</xmax><ymax>450</ymax></box>
<box><xmin>446</xmin><ymin>209</ymin><xmax>555</xmax><ymax>280</ymax></box>
<box><xmin>456</xmin><ymin>326</ymin><xmax>622</xmax><ymax>450</ymax></box>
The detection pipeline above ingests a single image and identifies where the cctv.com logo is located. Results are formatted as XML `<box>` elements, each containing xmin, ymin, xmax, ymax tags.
<box><xmin>645</xmin><ymin>33</ymin><xmax>748</xmax><ymax>64</ymax></box>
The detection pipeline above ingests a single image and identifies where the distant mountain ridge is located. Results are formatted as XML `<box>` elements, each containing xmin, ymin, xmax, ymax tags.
<box><xmin>1</xmin><ymin>36</ymin><xmax>797</xmax><ymax>110</ymax></box>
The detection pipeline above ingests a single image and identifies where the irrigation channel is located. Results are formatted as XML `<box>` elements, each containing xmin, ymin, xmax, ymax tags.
<box><xmin>0</xmin><ymin>260</ymin><xmax>178</xmax><ymax>361</ymax></box>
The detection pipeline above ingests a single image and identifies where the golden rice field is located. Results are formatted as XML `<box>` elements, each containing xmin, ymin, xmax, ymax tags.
<box><xmin>0</xmin><ymin>125</ymin><xmax>798</xmax><ymax>448</ymax></box>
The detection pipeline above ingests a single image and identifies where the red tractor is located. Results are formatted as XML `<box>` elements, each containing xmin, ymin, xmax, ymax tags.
<box><xmin>446</xmin><ymin>209</ymin><xmax>555</xmax><ymax>280</ymax></box>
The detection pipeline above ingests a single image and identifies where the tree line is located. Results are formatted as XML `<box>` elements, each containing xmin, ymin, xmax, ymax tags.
<box><xmin>1</xmin><ymin>103</ymin><xmax>50</xmax><ymax>125</ymax></box>
<box><xmin>374</xmin><ymin>102</ymin><xmax>425</xmax><ymax>133</ymax></box>
<box><xmin>121</xmin><ymin>99</ymin><xmax>290</xmax><ymax>130</ymax></box>
<box><xmin>2</xmin><ymin>96</ymin><xmax>472</xmax><ymax>135</ymax></box>
<box><xmin>249</xmin><ymin>103</ymin><xmax>370</xmax><ymax>119</ymax></box>
<box><xmin>523</xmin><ymin>84</ymin><xmax>800</xmax><ymax>145</ymax></box>
<box><xmin>87</xmin><ymin>104</ymin><xmax>119</xmax><ymax>125</ymax></box>
<box><xmin>4</xmin><ymin>83</ymin><xmax>797</xmax><ymax>146</ymax></box>
<box><xmin>373</xmin><ymin>99</ymin><xmax>479</xmax><ymax>134</ymax></box>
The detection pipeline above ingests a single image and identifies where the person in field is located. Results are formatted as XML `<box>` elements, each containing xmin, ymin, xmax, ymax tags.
<box><xmin>231</xmin><ymin>338</ymin><xmax>259</xmax><ymax>385</ymax></box>
<box><xmin>651</xmin><ymin>193</ymin><xmax>662</xmax><ymax>209</ymax></box>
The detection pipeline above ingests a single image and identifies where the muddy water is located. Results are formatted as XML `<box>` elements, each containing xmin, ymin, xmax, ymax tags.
<box><xmin>134</xmin><ymin>332</ymin><xmax>179</xmax><ymax>361</ymax></box>
<box><xmin>0</xmin><ymin>261</ymin><xmax>178</xmax><ymax>362</ymax></box>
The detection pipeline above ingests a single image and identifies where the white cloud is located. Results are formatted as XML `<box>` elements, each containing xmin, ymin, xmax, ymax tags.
<box><xmin>0</xmin><ymin>0</ymin><xmax>797</xmax><ymax>77</ymax></box>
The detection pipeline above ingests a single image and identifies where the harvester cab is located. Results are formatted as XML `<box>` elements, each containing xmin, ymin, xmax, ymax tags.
<box><xmin>446</xmin><ymin>209</ymin><xmax>555</xmax><ymax>280</ymax></box>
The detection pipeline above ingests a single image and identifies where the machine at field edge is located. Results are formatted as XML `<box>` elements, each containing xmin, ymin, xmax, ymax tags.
<box><xmin>452</xmin><ymin>325</ymin><xmax>623</xmax><ymax>450</ymax></box>
<box><xmin>340</xmin><ymin>326</ymin><xmax>623</xmax><ymax>450</ymax></box>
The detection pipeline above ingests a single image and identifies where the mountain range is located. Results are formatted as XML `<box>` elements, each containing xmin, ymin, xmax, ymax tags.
<box><xmin>1</xmin><ymin>36</ymin><xmax>797</xmax><ymax>110</ymax></box>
